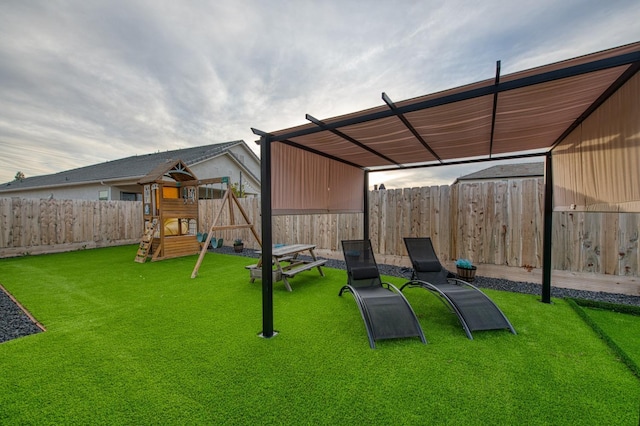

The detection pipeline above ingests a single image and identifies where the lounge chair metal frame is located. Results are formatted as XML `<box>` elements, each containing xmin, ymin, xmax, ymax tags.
<box><xmin>401</xmin><ymin>237</ymin><xmax>516</xmax><ymax>339</ymax></box>
<box><xmin>339</xmin><ymin>240</ymin><xmax>427</xmax><ymax>349</ymax></box>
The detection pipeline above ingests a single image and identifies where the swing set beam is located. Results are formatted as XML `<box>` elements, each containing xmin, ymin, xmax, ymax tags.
<box><xmin>190</xmin><ymin>187</ymin><xmax>262</xmax><ymax>278</ymax></box>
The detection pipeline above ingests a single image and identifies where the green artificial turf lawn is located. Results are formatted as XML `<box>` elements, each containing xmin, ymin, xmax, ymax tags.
<box><xmin>1</xmin><ymin>245</ymin><xmax>639</xmax><ymax>425</ymax></box>
<box><xmin>581</xmin><ymin>307</ymin><xmax>640</xmax><ymax>371</ymax></box>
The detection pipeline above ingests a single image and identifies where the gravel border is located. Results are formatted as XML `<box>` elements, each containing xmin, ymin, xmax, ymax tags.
<box><xmin>3</xmin><ymin>247</ymin><xmax>638</xmax><ymax>344</ymax></box>
<box><xmin>0</xmin><ymin>285</ymin><xmax>43</xmax><ymax>344</ymax></box>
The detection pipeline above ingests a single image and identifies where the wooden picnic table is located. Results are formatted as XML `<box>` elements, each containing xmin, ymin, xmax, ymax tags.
<box><xmin>246</xmin><ymin>244</ymin><xmax>327</xmax><ymax>291</ymax></box>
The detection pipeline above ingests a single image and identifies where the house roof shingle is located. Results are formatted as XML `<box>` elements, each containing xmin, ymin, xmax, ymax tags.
<box><xmin>1</xmin><ymin>141</ymin><xmax>246</xmax><ymax>191</ymax></box>
<box><xmin>455</xmin><ymin>162</ymin><xmax>544</xmax><ymax>183</ymax></box>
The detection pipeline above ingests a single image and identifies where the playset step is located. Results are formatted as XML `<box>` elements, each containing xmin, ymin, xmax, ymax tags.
<box><xmin>134</xmin><ymin>220</ymin><xmax>157</xmax><ymax>263</ymax></box>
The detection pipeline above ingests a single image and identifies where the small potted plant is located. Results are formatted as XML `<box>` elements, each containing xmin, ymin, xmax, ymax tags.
<box><xmin>233</xmin><ymin>238</ymin><xmax>244</xmax><ymax>253</ymax></box>
<box><xmin>455</xmin><ymin>258</ymin><xmax>477</xmax><ymax>281</ymax></box>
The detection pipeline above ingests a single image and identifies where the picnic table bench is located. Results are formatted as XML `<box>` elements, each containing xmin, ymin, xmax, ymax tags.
<box><xmin>245</xmin><ymin>244</ymin><xmax>327</xmax><ymax>291</ymax></box>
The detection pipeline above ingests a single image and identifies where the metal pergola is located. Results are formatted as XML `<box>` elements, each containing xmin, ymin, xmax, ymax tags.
<box><xmin>252</xmin><ymin>42</ymin><xmax>640</xmax><ymax>338</ymax></box>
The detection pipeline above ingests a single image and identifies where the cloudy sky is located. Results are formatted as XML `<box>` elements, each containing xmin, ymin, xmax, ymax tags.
<box><xmin>1</xmin><ymin>0</ymin><xmax>639</xmax><ymax>187</ymax></box>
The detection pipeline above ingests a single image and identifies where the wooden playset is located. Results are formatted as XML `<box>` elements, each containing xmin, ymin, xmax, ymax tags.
<box><xmin>134</xmin><ymin>158</ymin><xmax>261</xmax><ymax>267</ymax></box>
<box><xmin>134</xmin><ymin>159</ymin><xmax>201</xmax><ymax>262</ymax></box>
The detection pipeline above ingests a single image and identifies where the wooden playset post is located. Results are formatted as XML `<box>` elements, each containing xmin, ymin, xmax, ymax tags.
<box><xmin>190</xmin><ymin>186</ymin><xmax>262</xmax><ymax>278</ymax></box>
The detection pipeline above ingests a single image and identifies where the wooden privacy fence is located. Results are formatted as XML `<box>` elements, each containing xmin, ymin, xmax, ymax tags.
<box><xmin>0</xmin><ymin>198</ymin><xmax>142</xmax><ymax>257</ymax></box>
<box><xmin>199</xmin><ymin>179</ymin><xmax>638</xmax><ymax>276</ymax></box>
<box><xmin>1</xmin><ymin>179</ymin><xmax>638</xmax><ymax>277</ymax></box>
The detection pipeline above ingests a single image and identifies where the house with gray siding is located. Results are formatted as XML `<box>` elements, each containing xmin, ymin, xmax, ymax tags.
<box><xmin>0</xmin><ymin>141</ymin><xmax>260</xmax><ymax>201</ymax></box>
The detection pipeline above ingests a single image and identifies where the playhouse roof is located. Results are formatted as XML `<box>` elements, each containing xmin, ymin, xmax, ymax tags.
<box><xmin>138</xmin><ymin>159</ymin><xmax>197</xmax><ymax>184</ymax></box>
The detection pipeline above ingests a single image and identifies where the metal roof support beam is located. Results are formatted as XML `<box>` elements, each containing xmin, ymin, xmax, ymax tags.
<box><xmin>369</xmin><ymin>151</ymin><xmax>545</xmax><ymax>173</ymax></box>
<box><xmin>397</xmin><ymin>52</ymin><xmax>640</xmax><ymax>115</ymax></box>
<box><xmin>305</xmin><ymin>114</ymin><xmax>402</xmax><ymax>167</ymax></box>
<box><xmin>382</xmin><ymin>92</ymin><xmax>443</xmax><ymax>163</ymax></box>
<box><xmin>488</xmin><ymin>60</ymin><xmax>501</xmax><ymax>158</ymax></box>
<box><xmin>273</xmin><ymin>51</ymin><xmax>640</xmax><ymax>142</ymax></box>
<box><xmin>281</xmin><ymin>139</ymin><xmax>364</xmax><ymax>169</ymax></box>
<box><xmin>253</xmin><ymin>127</ymin><xmax>365</xmax><ymax>170</ymax></box>
<box><xmin>251</xmin><ymin>127</ymin><xmax>268</xmax><ymax>137</ymax></box>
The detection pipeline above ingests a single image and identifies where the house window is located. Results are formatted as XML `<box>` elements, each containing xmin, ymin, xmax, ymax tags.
<box><xmin>120</xmin><ymin>192</ymin><xmax>139</xmax><ymax>201</ymax></box>
<box><xmin>99</xmin><ymin>190</ymin><xmax>108</xmax><ymax>200</ymax></box>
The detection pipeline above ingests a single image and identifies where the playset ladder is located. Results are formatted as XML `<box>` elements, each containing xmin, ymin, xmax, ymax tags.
<box><xmin>135</xmin><ymin>220</ymin><xmax>157</xmax><ymax>263</ymax></box>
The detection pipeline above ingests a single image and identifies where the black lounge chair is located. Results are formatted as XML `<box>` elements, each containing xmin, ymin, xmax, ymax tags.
<box><xmin>401</xmin><ymin>237</ymin><xmax>516</xmax><ymax>339</ymax></box>
<box><xmin>339</xmin><ymin>240</ymin><xmax>427</xmax><ymax>349</ymax></box>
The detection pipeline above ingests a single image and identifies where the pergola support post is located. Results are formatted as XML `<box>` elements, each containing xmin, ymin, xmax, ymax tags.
<box><xmin>363</xmin><ymin>171</ymin><xmax>369</xmax><ymax>240</ymax></box>
<box><xmin>260</xmin><ymin>134</ymin><xmax>275</xmax><ymax>337</ymax></box>
<box><xmin>541</xmin><ymin>152</ymin><xmax>553</xmax><ymax>303</ymax></box>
